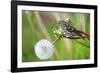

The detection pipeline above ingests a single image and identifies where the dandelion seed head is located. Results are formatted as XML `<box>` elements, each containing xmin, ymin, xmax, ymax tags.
<box><xmin>34</xmin><ymin>39</ymin><xmax>54</xmax><ymax>60</ymax></box>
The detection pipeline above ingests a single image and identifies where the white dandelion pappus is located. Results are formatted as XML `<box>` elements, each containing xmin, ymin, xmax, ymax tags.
<box><xmin>34</xmin><ymin>39</ymin><xmax>54</xmax><ymax>60</ymax></box>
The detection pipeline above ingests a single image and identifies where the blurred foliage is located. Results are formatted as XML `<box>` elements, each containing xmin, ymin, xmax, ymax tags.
<box><xmin>22</xmin><ymin>10</ymin><xmax>90</xmax><ymax>62</ymax></box>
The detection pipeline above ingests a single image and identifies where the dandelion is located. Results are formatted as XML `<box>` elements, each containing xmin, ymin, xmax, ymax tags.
<box><xmin>34</xmin><ymin>39</ymin><xmax>54</xmax><ymax>60</ymax></box>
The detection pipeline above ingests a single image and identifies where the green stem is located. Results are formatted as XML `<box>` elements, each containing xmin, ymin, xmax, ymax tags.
<box><xmin>74</xmin><ymin>40</ymin><xmax>90</xmax><ymax>48</ymax></box>
<box><xmin>52</xmin><ymin>38</ymin><xmax>60</xmax><ymax>45</ymax></box>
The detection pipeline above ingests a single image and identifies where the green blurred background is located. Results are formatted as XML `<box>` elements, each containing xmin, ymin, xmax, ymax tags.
<box><xmin>22</xmin><ymin>10</ymin><xmax>90</xmax><ymax>62</ymax></box>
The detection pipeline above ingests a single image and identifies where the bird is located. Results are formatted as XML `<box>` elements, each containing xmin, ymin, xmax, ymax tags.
<box><xmin>58</xmin><ymin>18</ymin><xmax>85</xmax><ymax>39</ymax></box>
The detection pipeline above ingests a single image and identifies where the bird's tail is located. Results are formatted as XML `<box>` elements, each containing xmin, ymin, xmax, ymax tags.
<box><xmin>78</xmin><ymin>31</ymin><xmax>90</xmax><ymax>40</ymax></box>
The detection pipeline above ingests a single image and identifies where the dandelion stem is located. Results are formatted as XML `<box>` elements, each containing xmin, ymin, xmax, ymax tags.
<box><xmin>52</xmin><ymin>38</ymin><xmax>60</xmax><ymax>45</ymax></box>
